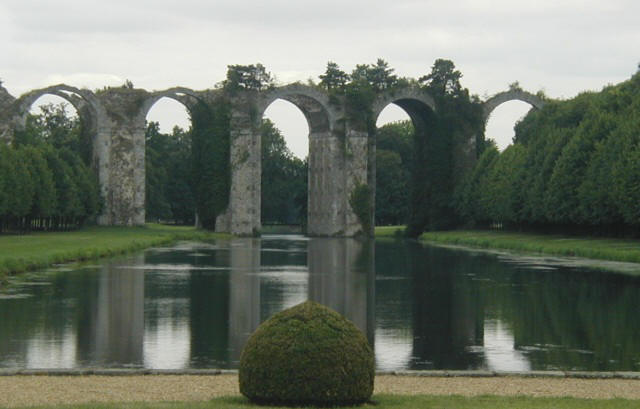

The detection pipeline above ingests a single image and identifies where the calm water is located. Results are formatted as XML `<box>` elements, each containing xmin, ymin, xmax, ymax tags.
<box><xmin>1</xmin><ymin>235</ymin><xmax>640</xmax><ymax>371</ymax></box>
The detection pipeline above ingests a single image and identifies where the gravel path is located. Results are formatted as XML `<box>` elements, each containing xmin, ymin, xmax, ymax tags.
<box><xmin>1</xmin><ymin>375</ymin><xmax>640</xmax><ymax>407</ymax></box>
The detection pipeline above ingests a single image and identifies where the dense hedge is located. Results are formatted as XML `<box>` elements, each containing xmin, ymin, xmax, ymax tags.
<box><xmin>455</xmin><ymin>71</ymin><xmax>640</xmax><ymax>235</ymax></box>
<box><xmin>2</xmin><ymin>104</ymin><xmax>101</xmax><ymax>233</ymax></box>
<box><xmin>0</xmin><ymin>144</ymin><xmax>100</xmax><ymax>232</ymax></box>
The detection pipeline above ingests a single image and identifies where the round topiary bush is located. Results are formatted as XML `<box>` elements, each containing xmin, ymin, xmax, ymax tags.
<box><xmin>239</xmin><ymin>300</ymin><xmax>374</xmax><ymax>406</ymax></box>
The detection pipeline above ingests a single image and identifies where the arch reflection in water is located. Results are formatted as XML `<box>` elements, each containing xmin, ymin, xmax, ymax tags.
<box><xmin>225</xmin><ymin>236</ymin><xmax>375</xmax><ymax>364</ymax></box>
<box><xmin>307</xmin><ymin>238</ymin><xmax>375</xmax><ymax>343</ymax></box>
<box><xmin>89</xmin><ymin>256</ymin><xmax>145</xmax><ymax>366</ymax></box>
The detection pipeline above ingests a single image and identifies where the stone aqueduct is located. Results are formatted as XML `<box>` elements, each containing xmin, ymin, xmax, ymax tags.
<box><xmin>0</xmin><ymin>81</ymin><xmax>545</xmax><ymax>237</ymax></box>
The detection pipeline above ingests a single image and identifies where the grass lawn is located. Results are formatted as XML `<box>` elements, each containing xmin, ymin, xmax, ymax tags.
<box><xmin>0</xmin><ymin>224</ymin><xmax>229</xmax><ymax>283</ymax></box>
<box><xmin>13</xmin><ymin>395</ymin><xmax>640</xmax><ymax>409</ymax></box>
<box><xmin>374</xmin><ymin>225</ymin><xmax>405</xmax><ymax>237</ymax></box>
<box><xmin>418</xmin><ymin>230</ymin><xmax>640</xmax><ymax>264</ymax></box>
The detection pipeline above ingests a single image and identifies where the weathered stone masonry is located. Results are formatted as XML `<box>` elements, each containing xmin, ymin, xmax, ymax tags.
<box><xmin>0</xmin><ymin>81</ymin><xmax>544</xmax><ymax>236</ymax></box>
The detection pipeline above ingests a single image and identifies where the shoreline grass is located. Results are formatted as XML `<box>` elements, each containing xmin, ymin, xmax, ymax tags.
<box><xmin>11</xmin><ymin>395</ymin><xmax>640</xmax><ymax>409</ymax></box>
<box><xmin>0</xmin><ymin>224</ymin><xmax>230</xmax><ymax>285</ymax></box>
<box><xmin>374</xmin><ymin>225</ymin><xmax>405</xmax><ymax>238</ymax></box>
<box><xmin>417</xmin><ymin>229</ymin><xmax>640</xmax><ymax>264</ymax></box>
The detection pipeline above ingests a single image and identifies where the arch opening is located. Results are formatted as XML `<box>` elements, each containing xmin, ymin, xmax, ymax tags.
<box><xmin>373</xmin><ymin>98</ymin><xmax>436</xmax><ymax>228</ymax></box>
<box><xmin>143</xmin><ymin>95</ymin><xmax>196</xmax><ymax>225</ymax></box>
<box><xmin>260</xmin><ymin>98</ymin><xmax>310</xmax><ymax>233</ymax></box>
<box><xmin>263</xmin><ymin>99</ymin><xmax>310</xmax><ymax>160</ymax></box>
<box><xmin>18</xmin><ymin>91</ymin><xmax>95</xmax><ymax>166</ymax></box>
<box><xmin>485</xmin><ymin>100</ymin><xmax>534</xmax><ymax>151</ymax></box>
<box><xmin>146</xmin><ymin>96</ymin><xmax>191</xmax><ymax>135</ymax></box>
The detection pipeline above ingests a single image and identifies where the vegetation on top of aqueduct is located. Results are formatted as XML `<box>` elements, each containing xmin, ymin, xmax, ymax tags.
<box><xmin>317</xmin><ymin>58</ymin><xmax>485</xmax><ymax>236</ymax></box>
<box><xmin>239</xmin><ymin>300</ymin><xmax>374</xmax><ymax>406</ymax></box>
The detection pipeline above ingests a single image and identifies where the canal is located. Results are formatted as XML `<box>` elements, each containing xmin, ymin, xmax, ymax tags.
<box><xmin>1</xmin><ymin>235</ymin><xmax>639</xmax><ymax>371</ymax></box>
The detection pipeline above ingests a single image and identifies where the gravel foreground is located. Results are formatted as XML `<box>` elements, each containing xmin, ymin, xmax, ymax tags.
<box><xmin>1</xmin><ymin>375</ymin><xmax>640</xmax><ymax>407</ymax></box>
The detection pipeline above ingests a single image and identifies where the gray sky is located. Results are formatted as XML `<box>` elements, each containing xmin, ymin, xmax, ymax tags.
<box><xmin>2</xmin><ymin>0</ymin><xmax>638</xmax><ymax>156</ymax></box>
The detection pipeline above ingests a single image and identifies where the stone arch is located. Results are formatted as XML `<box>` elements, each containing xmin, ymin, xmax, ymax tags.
<box><xmin>254</xmin><ymin>84</ymin><xmax>340</xmax><ymax>236</ymax></box>
<box><xmin>13</xmin><ymin>84</ymin><xmax>101</xmax><ymax>131</ymax></box>
<box><xmin>139</xmin><ymin>87</ymin><xmax>204</xmax><ymax>122</ymax></box>
<box><xmin>372</xmin><ymin>86</ymin><xmax>436</xmax><ymax>123</ymax></box>
<box><xmin>482</xmin><ymin>89</ymin><xmax>545</xmax><ymax>125</ymax></box>
<box><xmin>257</xmin><ymin>84</ymin><xmax>337</xmax><ymax>135</ymax></box>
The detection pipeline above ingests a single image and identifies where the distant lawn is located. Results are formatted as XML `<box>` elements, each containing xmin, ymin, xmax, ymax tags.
<box><xmin>0</xmin><ymin>224</ymin><xmax>229</xmax><ymax>283</ymax></box>
<box><xmin>16</xmin><ymin>395</ymin><xmax>640</xmax><ymax>409</ymax></box>
<box><xmin>374</xmin><ymin>225</ymin><xmax>405</xmax><ymax>237</ymax></box>
<box><xmin>419</xmin><ymin>230</ymin><xmax>640</xmax><ymax>264</ymax></box>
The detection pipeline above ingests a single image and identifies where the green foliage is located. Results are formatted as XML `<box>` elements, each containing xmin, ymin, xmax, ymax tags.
<box><xmin>407</xmin><ymin>59</ymin><xmax>484</xmax><ymax>236</ymax></box>
<box><xmin>419</xmin><ymin>58</ymin><xmax>464</xmax><ymax>97</ymax></box>
<box><xmin>350</xmin><ymin>183</ymin><xmax>373</xmax><ymax>236</ymax></box>
<box><xmin>375</xmin><ymin>121</ymin><xmax>414</xmax><ymax>225</ymax></box>
<box><xmin>145</xmin><ymin>122</ymin><xmax>195</xmax><ymax>224</ymax></box>
<box><xmin>319</xmin><ymin>61</ymin><xmax>349</xmax><ymax>91</ymax></box>
<box><xmin>239</xmin><ymin>301</ymin><xmax>374</xmax><ymax>406</ymax></box>
<box><xmin>454</xmin><ymin>143</ymin><xmax>499</xmax><ymax>226</ymax></box>
<box><xmin>455</xmin><ymin>70</ymin><xmax>640</xmax><ymax>235</ymax></box>
<box><xmin>224</xmin><ymin>64</ymin><xmax>274</xmax><ymax>93</ymax></box>
<box><xmin>1</xmin><ymin>103</ymin><xmax>101</xmax><ymax>232</ymax></box>
<box><xmin>191</xmin><ymin>100</ymin><xmax>231</xmax><ymax>230</ymax></box>
<box><xmin>260</xmin><ymin>119</ymin><xmax>307</xmax><ymax>226</ymax></box>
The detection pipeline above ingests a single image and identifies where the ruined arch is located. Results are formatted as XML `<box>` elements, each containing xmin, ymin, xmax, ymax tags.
<box><xmin>254</xmin><ymin>84</ymin><xmax>342</xmax><ymax>236</ymax></box>
<box><xmin>372</xmin><ymin>86</ymin><xmax>436</xmax><ymax>123</ymax></box>
<box><xmin>482</xmin><ymin>89</ymin><xmax>545</xmax><ymax>125</ymax></box>
<box><xmin>13</xmin><ymin>84</ymin><xmax>101</xmax><ymax>132</ymax></box>
<box><xmin>139</xmin><ymin>87</ymin><xmax>204</xmax><ymax>122</ymax></box>
<box><xmin>257</xmin><ymin>84</ymin><xmax>337</xmax><ymax>134</ymax></box>
<box><xmin>371</xmin><ymin>87</ymin><xmax>438</xmax><ymax>229</ymax></box>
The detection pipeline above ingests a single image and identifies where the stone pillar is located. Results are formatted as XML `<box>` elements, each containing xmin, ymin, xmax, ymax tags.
<box><xmin>227</xmin><ymin>94</ymin><xmax>261</xmax><ymax>236</ymax></box>
<box><xmin>344</xmin><ymin>129</ymin><xmax>371</xmax><ymax>236</ymax></box>
<box><xmin>307</xmin><ymin>132</ymin><xmax>346</xmax><ymax>236</ymax></box>
<box><xmin>0</xmin><ymin>86</ymin><xmax>16</xmax><ymax>144</ymax></box>
<box><xmin>95</xmin><ymin>89</ymin><xmax>146</xmax><ymax>226</ymax></box>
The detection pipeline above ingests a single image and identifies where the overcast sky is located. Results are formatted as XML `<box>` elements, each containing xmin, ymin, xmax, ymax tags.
<box><xmin>2</xmin><ymin>0</ymin><xmax>638</xmax><ymax>156</ymax></box>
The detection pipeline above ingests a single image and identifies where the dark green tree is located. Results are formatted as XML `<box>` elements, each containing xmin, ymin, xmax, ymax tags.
<box><xmin>261</xmin><ymin>119</ymin><xmax>307</xmax><ymax>226</ymax></box>
<box><xmin>319</xmin><ymin>62</ymin><xmax>349</xmax><ymax>91</ymax></box>
<box><xmin>191</xmin><ymin>100</ymin><xmax>230</xmax><ymax>230</ymax></box>
<box><xmin>224</xmin><ymin>64</ymin><xmax>274</xmax><ymax>92</ymax></box>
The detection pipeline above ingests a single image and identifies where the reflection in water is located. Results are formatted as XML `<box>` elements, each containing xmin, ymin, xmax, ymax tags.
<box><xmin>228</xmin><ymin>239</ymin><xmax>261</xmax><ymax>363</ymax></box>
<box><xmin>1</xmin><ymin>236</ymin><xmax>640</xmax><ymax>371</ymax></box>
<box><xmin>482</xmin><ymin>319</ymin><xmax>530</xmax><ymax>372</ymax></box>
<box><xmin>307</xmin><ymin>238</ymin><xmax>375</xmax><ymax>343</ymax></box>
<box><xmin>92</xmin><ymin>256</ymin><xmax>144</xmax><ymax>365</ymax></box>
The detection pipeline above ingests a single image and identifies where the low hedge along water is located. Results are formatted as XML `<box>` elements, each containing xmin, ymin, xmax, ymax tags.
<box><xmin>238</xmin><ymin>301</ymin><xmax>374</xmax><ymax>406</ymax></box>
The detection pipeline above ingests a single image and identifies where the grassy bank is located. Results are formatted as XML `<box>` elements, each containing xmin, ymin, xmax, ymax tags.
<box><xmin>0</xmin><ymin>224</ymin><xmax>229</xmax><ymax>284</ymax></box>
<box><xmin>13</xmin><ymin>395</ymin><xmax>640</xmax><ymax>409</ymax></box>
<box><xmin>374</xmin><ymin>225</ymin><xmax>405</xmax><ymax>237</ymax></box>
<box><xmin>418</xmin><ymin>230</ymin><xmax>640</xmax><ymax>264</ymax></box>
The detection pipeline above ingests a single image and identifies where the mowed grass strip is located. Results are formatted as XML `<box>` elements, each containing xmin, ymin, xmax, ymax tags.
<box><xmin>0</xmin><ymin>224</ymin><xmax>229</xmax><ymax>282</ymax></box>
<box><xmin>417</xmin><ymin>230</ymin><xmax>640</xmax><ymax>264</ymax></box>
<box><xmin>374</xmin><ymin>225</ymin><xmax>405</xmax><ymax>237</ymax></box>
<box><xmin>10</xmin><ymin>395</ymin><xmax>640</xmax><ymax>409</ymax></box>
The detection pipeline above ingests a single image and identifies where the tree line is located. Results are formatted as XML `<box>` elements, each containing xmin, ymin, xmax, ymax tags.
<box><xmin>145</xmin><ymin>116</ymin><xmax>307</xmax><ymax>227</ymax></box>
<box><xmin>455</xmin><ymin>70</ymin><xmax>640</xmax><ymax>236</ymax></box>
<box><xmin>1</xmin><ymin>104</ymin><xmax>100</xmax><ymax>232</ymax></box>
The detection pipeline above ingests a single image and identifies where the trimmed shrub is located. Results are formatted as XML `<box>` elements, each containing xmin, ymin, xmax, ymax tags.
<box><xmin>239</xmin><ymin>301</ymin><xmax>374</xmax><ymax>406</ymax></box>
